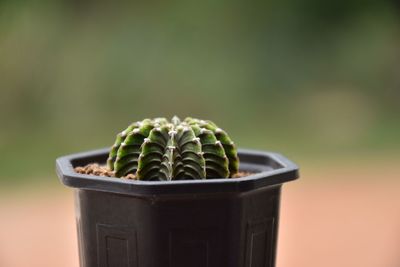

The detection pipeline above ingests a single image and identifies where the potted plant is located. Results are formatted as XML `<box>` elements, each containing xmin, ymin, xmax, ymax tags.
<box><xmin>56</xmin><ymin>116</ymin><xmax>299</xmax><ymax>267</ymax></box>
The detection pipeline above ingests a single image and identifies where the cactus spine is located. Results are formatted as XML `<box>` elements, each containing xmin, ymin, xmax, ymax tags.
<box><xmin>107</xmin><ymin>116</ymin><xmax>239</xmax><ymax>180</ymax></box>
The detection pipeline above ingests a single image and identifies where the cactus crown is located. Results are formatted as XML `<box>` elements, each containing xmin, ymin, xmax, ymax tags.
<box><xmin>107</xmin><ymin>116</ymin><xmax>239</xmax><ymax>180</ymax></box>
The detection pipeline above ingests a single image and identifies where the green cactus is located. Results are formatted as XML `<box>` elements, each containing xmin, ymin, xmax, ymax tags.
<box><xmin>107</xmin><ymin>116</ymin><xmax>239</xmax><ymax>180</ymax></box>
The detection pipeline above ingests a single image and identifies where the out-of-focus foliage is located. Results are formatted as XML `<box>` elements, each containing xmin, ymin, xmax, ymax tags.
<box><xmin>0</xmin><ymin>0</ymin><xmax>399</xmax><ymax>185</ymax></box>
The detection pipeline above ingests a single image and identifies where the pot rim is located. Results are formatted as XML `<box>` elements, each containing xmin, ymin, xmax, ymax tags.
<box><xmin>56</xmin><ymin>148</ymin><xmax>299</xmax><ymax>196</ymax></box>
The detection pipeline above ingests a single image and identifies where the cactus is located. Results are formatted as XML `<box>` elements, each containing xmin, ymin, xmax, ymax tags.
<box><xmin>107</xmin><ymin>116</ymin><xmax>239</xmax><ymax>180</ymax></box>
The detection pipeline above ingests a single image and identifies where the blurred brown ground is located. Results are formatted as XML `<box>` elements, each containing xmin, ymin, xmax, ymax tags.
<box><xmin>0</xmin><ymin>163</ymin><xmax>399</xmax><ymax>267</ymax></box>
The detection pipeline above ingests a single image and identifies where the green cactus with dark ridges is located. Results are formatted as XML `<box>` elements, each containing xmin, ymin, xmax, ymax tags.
<box><xmin>107</xmin><ymin>116</ymin><xmax>239</xmax><ymax>180</ymax></box>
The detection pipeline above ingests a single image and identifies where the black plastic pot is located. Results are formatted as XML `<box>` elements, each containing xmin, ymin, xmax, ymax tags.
<box><xmin>56</xmin><ymin>148</ymin><xmax>299</xmax><ymax>267</ymax></box>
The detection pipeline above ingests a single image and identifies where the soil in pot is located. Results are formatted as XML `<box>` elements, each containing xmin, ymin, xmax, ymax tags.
<box><xmin>74</xmin><ymin>163</ymin><xmax>254</xmax><ymax>180</ymax></box>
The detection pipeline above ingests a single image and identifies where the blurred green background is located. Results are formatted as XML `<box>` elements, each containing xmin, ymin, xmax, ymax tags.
<box><xmin>1</xmin><ymin>0</ymin><xmax>399</xmax><ymax>187</ymax></box>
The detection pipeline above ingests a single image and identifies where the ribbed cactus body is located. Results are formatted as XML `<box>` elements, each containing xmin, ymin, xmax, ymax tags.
<box><xmin>107</xmin><ymin>116</ymin><xmax>239</xmax><ymax>180</ymax></box>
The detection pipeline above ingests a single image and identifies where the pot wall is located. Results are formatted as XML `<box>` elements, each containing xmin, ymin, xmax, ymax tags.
<box><xmin>75</xmin><ymin>185</ymin><xmax>281</xmax><ymax>267</ymax></box>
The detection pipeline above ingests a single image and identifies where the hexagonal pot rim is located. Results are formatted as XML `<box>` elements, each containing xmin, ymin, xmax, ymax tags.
<box><xmin>56</xmin><ymin>148</ymin><xmax>299</xmax><ymax>196</ymax></box>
